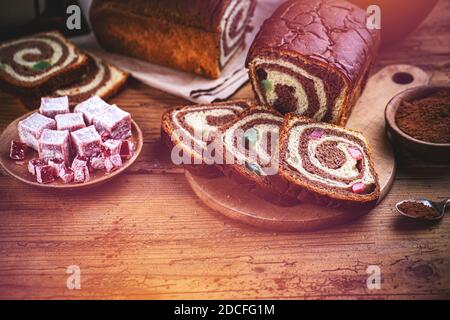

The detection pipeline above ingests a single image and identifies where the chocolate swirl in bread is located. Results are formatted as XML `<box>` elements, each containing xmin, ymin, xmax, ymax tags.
<box><xmin>246</xmin><ymin>0</ymin><xmax>380</xmax><ymax>125</ymax></box>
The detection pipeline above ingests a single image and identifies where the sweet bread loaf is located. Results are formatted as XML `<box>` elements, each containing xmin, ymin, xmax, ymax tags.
<box><xmin>161</xmin><ymin>101</ymin><xmax>250</xmax><ymax>177</ymax></box>
<box><xmin>90</xmin><ymin>0</ymin><xmax>256</xmax><ymax>79</ymax></box>
<box><xmin>246</xmin><ymin>0</ymin><xmax>380</xmax><ymax>125</ymax></box>
<box><xmin>277</xmin><ymin>114</ymin><xmax>380</xmax><ymax>209</ymax></box>
<box><xmin>216</xmin><ymin>106</ymin><xmax>298</xmax><ymax>205</ymax></box>
<box><xmin>0</xmin><ymin>31</ymin><xmax>88</xmax><ymax>97</ymax></box>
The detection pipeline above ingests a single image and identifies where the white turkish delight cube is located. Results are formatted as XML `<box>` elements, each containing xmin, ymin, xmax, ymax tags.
<box><xmin>74</xmin><ymin>96</ymin><xmax>111</xmax><ymax>125</ymax></box>
<box><xmin>18</xmin><ymin>113</ymin><xmax>56</xmax><ymax>151</ymax></box>
<box><xmin>55</xmin><ymin>113</ymin><xmax>86</xmax><ymax>132</ymax></box>
<box><xmin>38</xmin><ymin>129</ymin><xmax>71</xmax><ymax>164</ymax></box>
<box><xmin>70</xmin><ymin>125</ymin><xmax>102</xmax><ymax>158</ymax></box>
<box><xmin>105</xmin><ymin>154</ymin><xmax>122</xmax><ymax>173</ymax></box>
<box><xmin>71</xmin><ymin>156</ymin><xmax>91</xmax><ymax>183</ymax></box>
<box><xmin>39</xmin><ymin>96</ymin><xmax>70</xmax><ymax>118</ymax></box>
<box><xmin>93</xmin><ymin>105</ymin><xmax>131</xmax><ymax>140</ymax></box>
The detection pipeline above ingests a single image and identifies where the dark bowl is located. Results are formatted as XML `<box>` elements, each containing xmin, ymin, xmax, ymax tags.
<box><xmin>385</xmin><ymin>85</ymin><xmax>450</xmax><ymax>163</ymax></box>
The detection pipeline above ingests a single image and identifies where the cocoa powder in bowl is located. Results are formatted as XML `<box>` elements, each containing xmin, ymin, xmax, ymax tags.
<box><xmin>395</xmin><ymin>90</ymin><xmax>450</xmax><ymax>144</ymax></box>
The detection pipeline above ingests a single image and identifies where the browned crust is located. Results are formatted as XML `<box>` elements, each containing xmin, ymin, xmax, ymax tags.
<box><xmin>160</xmin><ymin>100</ymin><xmax>252</xmax><ymax>178</ymax></box>
<box><xmin>215</xmin><ymin>106</ymin><xmax>299</xmax><ymax>206</ymax></box>
<box><xmin>0</xmin><ymin>31</ymin><xmax>88</xmax><ymax>95</ymax></box>
<box><xmin>277</xmin><ymin>113</ymin><xmax>380</xmax><ymax>209</ymax></box>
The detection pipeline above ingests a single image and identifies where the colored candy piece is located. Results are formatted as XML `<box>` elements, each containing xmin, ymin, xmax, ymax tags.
<box><xmin>93</xmin><ymin>104</ymin><xmax>132</xmax><ymax>140</ymax></box>
<box><xmin>74</xmin><ymin>96</ymin><xmax>111</xmax><ymax>125</ymax></box>
<box><xmin>90</xmin><ymin>155</ymin><xmax>106</xmax><ymax>171</ymax></box>
<box><xmin>70</xmin><ymin>125</ymin><xmax>102</xmax><ymax>158</ymax></box>
<box><xmin>18</xmin><ymin>112</ymin><xmax>56</xmax><ymax>151</ymax></box>
<box><xmin>39</xmin><ymin>96</ymin><xmax>70</xmax><ymax>118</ymax></box>
<box><xmin>59</xmin><ymin>167</ymin><xmax>75</xmax><ymax>184</ymax></box>
<box><xmin>38</xmin><ymin>129</ymin><xmax>71</xmax><ymax>164</ymax></box>
<box><xmin>105</xmin><ymin>154</ymin><xmax>122</xmax><ymax>173</ymax></box>
<box><xmin>71</xmin><ymin>155</ymin><xmax>91</xmax><ymax>183</ymax></box>
<box><xmin>347</xmin><ymin>146</ymin><xmax>363</xmax><ymax>160</ymax></box>
<box><xmin>351</xmin><ymin>182</ymin><xmax>366</xmax><ymax>194</ymax></box>
<box><xmin>119</xmin><ymin>140</ymin><xmax>133</xmax><ymax>159</ymax></box>
<box><xmin>55</xmin><ymin>113</ymin><xmax>86</xmax><ymax>132</ymax></box>
<box><xmin>309</xmin><ymin>129</ymin><xmax>324</xmax><ymax>140</ymax></box>
<box><xmin>101</xmin><ymin>139</ymin><xmax>122</xmax><ymax>157</ymax></box>
<box><xmin>10</xmin><ymin>140</ymin><xmax>27</xmax><ymax>160</ymax></box>
<box><xmin>261</xmin><ymin>79</ymin><xmax>272</xmax><ymax>92</ymax></box>
<box><xmin>28</xmin><ymin>158</ymin><xmax>45</xmax><ymax>176</ymax></box>
<box><xmin>35</xmin><ymin>165</ymin><xmax>56</xmax><ymax>184</ymax></box>
<box><xmin>48</xmin><ymin>158</ymin><xmax>66</xmax><ymax>176</ymax></box>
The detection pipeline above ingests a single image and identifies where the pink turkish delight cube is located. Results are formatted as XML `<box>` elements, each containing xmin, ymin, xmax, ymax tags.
<box><xmin>39</xmin><ymin>96</ymin><xmax>70</xmax><ymax>118</ymax></box>
<box><xmin>74</xmin><ymin>96</ymin><xmax>111</xmax><ymax>125</ymax></box>
<box><xmin>105</xmin><ymin>154</ymin><xmax>122</xmax><ymax>173</ymax></box>
<box><xmin>93</xmin><ymin>105</ymin><xmax>131</xmax><ymax>140</ymax></box>
<box><xmin>71</xmin><ymin>155</ymin><xmax>91</xmax><ymax>183</ymax></box>
<box><xmin>28</xmin><ymin>158</ymin><xmax>46</xmax><ymax>176</ymax></box>
<box><xmin>101</xmin><ymin>139</ymin><xmax>122</xmax><ymax>157</ymax></box>
<box><xmin>55</xmin><ymin>113</ymin><xmax>86</xmax><ymax>132</ymax></box>
<box><xmin>10</xmin><ymin>140</ymin><xmax>27</xmax><ymax>160</ymax></box>
<box><xmin>59</xmin><ymin>167</ymin><xmax>75</xmax><ymax>184</ymax></box>
<box><xmin>48</xmin><ymin>158</ymin><xmax>66</xmax><ymax>175</ymax></box>
<box><xmin>38</xmin><ymin>129</ymin><xmax>71</xmax><ymax>164</ymax></box>
<box><xmin>120</xmin><ymin>140</ymin><xmax>134</xmax><ymax>160</ymax></box>
<box><xmin>18</xmin><ymin>113</ymin><xmax>56</xmax><ymax>151</ymax></box>
<box><xmin>35</xmin><ymin>165</ymin><xmax>56</xmax><ymax>184</ymax></box>
<box><xmin>90</xmin><ymin>155</ymin><xmax>106</xmax><ymax>171</ymax></box>
<box><xmin>70</xmin><ymin>125</ymin><xmax>102</xmax><ymax>158</ymax></box>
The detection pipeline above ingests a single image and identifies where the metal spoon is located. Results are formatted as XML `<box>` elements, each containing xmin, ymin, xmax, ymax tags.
<box><xmin>396</xmin><ymin>198</ymin><xmax>450</xmax><ymax>221</ymax></box>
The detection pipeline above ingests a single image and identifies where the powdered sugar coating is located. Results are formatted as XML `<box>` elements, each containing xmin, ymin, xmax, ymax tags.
<box><xmin>74</xmin><ymin>96</ymin><xmax>111</xmax><ymax>125</ymax></box>
<box><xmin>38</xmin><ymin>129</ymin><xmax>71</xmax><ymax>164</ymax></box>
<box><xmin>39</xmin><ymin>96</ymin><xmax>69</xmax><ymax>118</ymax></box>
<box><xmin>18</xmin><ymin>113</ymin><xmax>56</xmax><ymax>151</ymax></box>
<box><xmin>93</xmin><ymin>104</ymin><xmax>131</xmax><ymax>140</ymax></box>
<box><xmin>55</xmin><ymin>113</ymin><xmax>86</xmax><ymax>132</ymax></box>
<box><xmin>70</xmin><ymin>125</ymin><xmax>102</xmax><ymax>157</ymax></box>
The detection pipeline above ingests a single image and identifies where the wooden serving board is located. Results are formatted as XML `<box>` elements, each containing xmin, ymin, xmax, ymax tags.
<box><xmin>186</xmin><ymin>64</ymin><xmax>430</xmax><ymax>231</ymax></box>
<box><xmin>0</xmin><ymin>111</ymin><xmax>143</xmax><ymax>190</ymax></box>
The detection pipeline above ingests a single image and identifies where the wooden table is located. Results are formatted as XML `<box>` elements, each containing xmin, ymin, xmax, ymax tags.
<box><xmin>0</xmin><ymin>1</ymin><xmax>449</xmax><ymax>300</ymax></box>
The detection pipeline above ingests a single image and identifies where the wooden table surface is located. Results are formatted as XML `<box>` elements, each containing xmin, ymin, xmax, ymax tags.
<box><xmin>0</xmin><ymin>1</ymin><xmax>449</xmax><ymax>300</ymax></box>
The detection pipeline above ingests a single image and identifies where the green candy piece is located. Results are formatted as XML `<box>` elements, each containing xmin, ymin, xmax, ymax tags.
<box><xmin>244</xmin><ymin>128</ymin><xmax>259</xmax><ymax>147</ymax></box>
<box><xmin>260</xmin><ymin>79</ymin><xmax>272</xmax><ymax>92</ymax></box>
<box><xmin>31</xmin><ymin>60</ymin><xmax>52</xmax><ymax>71</ymax></box>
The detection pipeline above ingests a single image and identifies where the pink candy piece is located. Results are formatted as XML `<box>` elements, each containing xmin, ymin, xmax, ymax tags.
<box><xmin>10</xmin><ymin>140</ymin><xmax>27</xmax><ymax>160</ymax></box>
<box><xmin>70</xmin><ymin>125</ymin><xmax>102</xmax><ymax>158</ymax></box>
<box><xmin>120</xmin><ymin>140</ymin><xmax>133</xmax><ymax>159</ymax></box>
<box><xmin>93</xmin><ymin>104</ymin><xmax>132</xmax><ymax>140</ymax></box>
<box><xmin>351</xmin><ymin>182</ymin><xmax>366</xmax><ymax>194</ymax></box>
<box><xmin>309</xmin><ymin>129</ymin><xmax>324</xmax><ymax>140</ymax></box>
<box><xmin>55</xmin><ymin>113</ymin><xmax>86</xmax><ymax>132</ymax></box>
<box><xmin>71</xmin><ymin>156</ymin><xmax>91</xmax><ymax>183</ymax></box>
<box><xmin>59</xmin><ymin>167</ymin><xmax>75</xmax><ymax>184</ymax></box>
<box><xmin>36</xmin><ymin>165</ymin><xmax>56</xmax><ymax>184</ymax></box>
<box><xmin>101</xmin><ymin>139</ymin><xmax>122</xmax><ymax>157</ymax></box>
<box><xmin>347</xmin><ymin>146</ymin><xmax>363</xmax><ymax>160</ymax></box>
<box><xmin>74</xmin><ymin>96</ymin><xmax>111</xmax><ymax>125</ymax></box>
<box><xmin>18</xmin><ymin>113</ymin><xmax>56</xmax><ymax>151</ymax></box>
<box><xmin>105</xmin><ymin>154</ymin><xmax>122</xmax><ymax>173</ymax></box>
<box><xmin>48</xmin><ymin>158</ymin><xmax>66</xmax><ymax>175</ymax></box>
<box><xmin>39</xmin><ymin>96</ymin><xmax>70</xmax><ymax>119</ymax></box>
<box><xmin>28</xmin><ymin>158</ymin><xmax>45</xmax><ymax>176</ymax></box>
<box><xmin>90</xmin><ymin>155</ymin><xmax>106</xmax><ymax>171</ymax></box>
<box><xmin>38</xmin><ymin>129</ymin><xmax>71</xmax><ymax>164</ymax></box>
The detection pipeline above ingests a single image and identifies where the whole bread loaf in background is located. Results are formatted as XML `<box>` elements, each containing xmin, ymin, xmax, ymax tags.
<box><xmin>90</xmin><ymin>0</ymin><xmax>256</xmax><ymax>79</ymax></box>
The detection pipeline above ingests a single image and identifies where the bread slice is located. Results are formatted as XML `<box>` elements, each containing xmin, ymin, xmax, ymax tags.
<box><xmin>277</xmin><ymin>114</ymin><xmax>380</xmax><ymax>209</ymax></box>
<box><xmin>161</xmin><ymin>100</ymin><xmax>250</xmax><ymax>177</ymax></box>
<box><xmin>216</xmin><ymin>106</ymin><xmax>298</xmax><ymax>205</ymax></box>
<box><xmin>0</xmin><ymin>31</ymin><xmax>88</xmax><ymax>97</ymax></box>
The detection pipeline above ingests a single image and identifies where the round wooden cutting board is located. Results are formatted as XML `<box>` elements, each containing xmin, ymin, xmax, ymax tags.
<box><xmin>186</xmin><ymin>64</ymin><xmax>430</xmax><ymax>231</ymax></box>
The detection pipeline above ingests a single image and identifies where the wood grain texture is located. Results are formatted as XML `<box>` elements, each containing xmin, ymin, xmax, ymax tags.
<box><xmin>0</xmin><ymin>0</ymin><xmax>449</xmax><ymax>299</ymax></box>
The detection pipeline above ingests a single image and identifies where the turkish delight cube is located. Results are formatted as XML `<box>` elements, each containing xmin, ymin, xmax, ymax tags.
<box><xmin>10</xmin><ymin>140</ymin><xmax>27</xmax><ymax>160</ymax></box>
<box><xmin>55</xmin><ymin>113</ymin><xmax>86</xmax><ymax>132</ymax></box>
<box><xmin>48</xmin><ymin>158</ymin><xmax>66</xmax><ymax>175</ymax></box>
<box><xmin>18</xmin><ymin>113</ymin><xmax>56</xmax><ymax>151</ymax></box>
<box><xmin>39</xmin><ymin>96</ymin><xmax>70</xmax><ymax>118</ymax></box>
<box><xmin>105</xmin><ymin>154</ymin><xmax>122</xmax><ymax>173</ymax></box>
<box><xmin>90</xmin><ymin>155</ymin><xmax>106</xmax><ymax>171</ymax></box>
<box><xmin>70</xmin><ymin>125</ymin><xmax>102</xmax><ymax>158</ymax></box>
<box><xmin>38</xmin><ymin>129</ymin><xmax>71</xmax><ymax>164</ymax></box>
<box><xmin>28</xmin><ymin>158</ymin><xmax>46</xmax><ymax>176</ymax></box>
<box><xmin>71</xmin><ymin>155</ymin><xmax>91</xmax><ymax>183</ymax></box>
<box><xmin>59</xmin><ymin>167</ymin><xmax>75</xmax><ymax>184</ymax></box>
<box><xmin>93</xmin><ymin>105</ymin><xmax>131</xmax><ymax>140</ymax></box>
<box><xmin>120</xmin><ymin>140</ymin><xmax>134</xmax><ymax>160</ymax></box>
<box><xmin>35</xmin><ymin>165</ymin><xmax>56</xmax><ymax>184</ymax></box>
<box><xmin>74</xmin><ymin>96</ymin><xmax>111</xmax><ymax>125</ymax></box>
<box><xmin>101</xmin><ymin>139</ymin><xmax>122</xmax><ymax>157</ymax></box>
